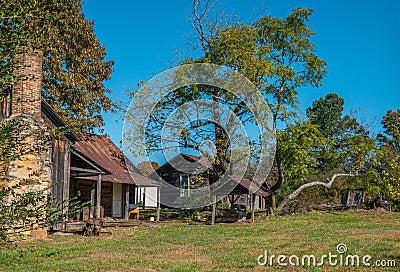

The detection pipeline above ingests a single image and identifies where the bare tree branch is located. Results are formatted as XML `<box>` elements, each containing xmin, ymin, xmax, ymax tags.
<box><xmin>191</xmin><ymin>0</ymin><xmax>220</xmax><ymax>53</ymax></box>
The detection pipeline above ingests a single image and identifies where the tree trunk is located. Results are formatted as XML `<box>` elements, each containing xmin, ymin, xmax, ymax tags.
<box><xmin>270</xmin><ymin>140</ymin><xmax>284</xmax><ymax>211</ymax></box>
<box><xmin>276</xmin><ymin>173</ymin><xmax>355</xmax><ymax>212</ymax></box>
<box><xmin>270</xmin><ymin>195</ymin><xmax>276</xmax><ymax>213</ymax></box>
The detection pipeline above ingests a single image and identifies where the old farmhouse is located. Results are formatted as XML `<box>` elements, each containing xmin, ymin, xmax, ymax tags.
<box><xmin>153</xmin><ymin>154</ymin><xmax>272</xmax><ymax>212</ymax></box>
<box><xmin>1</xmin><ymin>50</ymin><xmax>159</xmax><ymax>231</ymax></box>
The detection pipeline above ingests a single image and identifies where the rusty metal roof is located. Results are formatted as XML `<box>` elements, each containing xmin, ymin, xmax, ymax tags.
<box><xmin>72</xmin><ymin>135</ymin><xmax>158</xmax><ymax>186</ymax></box>
<box><xmin>238</xmin><ymin>178</ymin><xmax>271</xmax><ymax>196</ymax></box>
<box><xmin>40</xmin><ymin>101</ymin><xmax>157</xmax><ymax>186</ymax></box>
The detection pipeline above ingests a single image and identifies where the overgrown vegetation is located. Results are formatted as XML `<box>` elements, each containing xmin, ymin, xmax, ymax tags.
<box><xmin>363</xmin><ymin>109</ymin><xmax>400</xmax><ymax>209</ymax></box>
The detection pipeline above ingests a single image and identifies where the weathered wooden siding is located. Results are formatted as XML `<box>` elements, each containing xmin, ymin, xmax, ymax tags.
<box><xmin>101</xmin><ymin>182</ymin><xmax>113</xmax><ymax>217</ymax></box>
<box><xmin>75</xmin><ymin>179</ymin><xmax>113</xmax><ymax>217</ymax></box>
<box><xmin>50</xmin><ymin>139</ymin><xmax>71</xmax><ymax>218</ymax></box>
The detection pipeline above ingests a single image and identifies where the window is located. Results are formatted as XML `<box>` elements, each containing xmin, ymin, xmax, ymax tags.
<box><xmin>179</xmin><ymin>174</ymin><xmax>190</xmax><ymax>197</ymax></box>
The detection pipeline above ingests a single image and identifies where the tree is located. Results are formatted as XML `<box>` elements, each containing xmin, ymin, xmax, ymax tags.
<box><xmin>364</xmin><ymin>109</ymin><xmax>400</xmax><ymax>209</ymax></box>
<box><xmin>378</xmin><ymin>109</ymin><xmax>400</xmax><ymax>154</ymax></box>
<box><xmin>275</xmin><ymin>94</ymin><xmax>375</xmax><ymax>212</ymax></box>
<box><xmin>132</xmin><ymin>5</ymin><xmax>327</xmax><ymax>210</ymax></box>
<box><xmin>306</xmin><ymin>93</ymin><xmax>359</xmax><ymax>139</ymax></box>
<box><xmin>306</xmin><ymin>93</ymin><xmax>372</xmax><ymax>172</ymax></box>
<box><xmin>1</xmin><ymin>0</ymin><xmax>114</xmax><ymax>131</ymax></box>
<box><xmin>1</xmin><ymin>1</ymin><xmax>102</xmax><ymax>239</ymax></box>
<box><xmin>205</xmin><ymin>7</ymin><xmax>327</xmax><ymax>208</ymax></box>
<box><xmin>364</xmin><ymin>147</ymin><xmax>400</xmax><ymax>209</ymax></box>
<box><xmin>275</xmin><ymin>121</ymin><xmax>327</xmax><ymax>210</ymax></box>
<box><xmin>277</xmin><ymin>121</ymin><xmax>325</xmax><ymax>183</ymax></box>
<box><xmin>307</xmin><ymin>94</ymin><xmax>363</xmax><ymax>168</ymax></box>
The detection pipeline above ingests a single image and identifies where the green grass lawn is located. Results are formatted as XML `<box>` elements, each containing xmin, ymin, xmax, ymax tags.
<box><xmin>0</xmin><ymin>210</ymin><xmax>399</xmax><ymax>271</ymax></box>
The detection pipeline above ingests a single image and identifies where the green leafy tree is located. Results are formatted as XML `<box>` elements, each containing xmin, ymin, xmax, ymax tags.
<box><xmin>306</xmin><ymin>93</ymin><xmax>356</xmax><ymax>139</ymax></box>
<box><xmin>277</xmin><ymin>121</ymin><xmax>325</xmax><ymax>183</ymax></box>
<box><xmin>378</xmin><ymin>109</ymin><xmax>400</xmax><ymax>154</ymax></box>
<box><xmin>130</xmin><ymin>5</ymin><xmax>327</xmax><ymax>210</ymax></box>
<box><xmin>207</xmin><ymin>8</ymin><xmax>327</xmax><ymax>198</ymax></box>
<box><xmin>364</xmin><ymin>147</ymin><xmax>400</xmax><ymax>209</ymax></box>
<box><xmin>364</xmin><ymin>109</ymin><xmax>400</xmax><ymax>209</ymax></box>
<box><xmin>1</xmin><ymin>0</ymin><xmax>114</xmax><ymax>131</ymax></box>
<box><xmin>276</xmin><ymin>94</ymin><xmax>375</xmax><ymax>212</ymax></box>
<box><xmin>306</xmin><ymin>93</ymin><xmax>372</xmax><ymax>172</ymax></box>
<box><xmin>276</xmin><ymin>121</ymin><xmax>326</xmax><ymax>208</ymax></box>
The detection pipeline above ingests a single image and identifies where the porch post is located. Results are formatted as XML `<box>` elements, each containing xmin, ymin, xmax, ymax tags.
<box><xmin>62</xmin><ymin>142</ymin><xmax>71</xmax><ymax>220</ymax></box>
<box><xmin>96</xmin><ymin>174</ymin><xmax>102</xmax><ymax>219</ymax></box>
<box><xmin>124</xmin><ymin>184</ymin><xmax>130</xmax><ymax>221</ymax></box>
<box><xmin>156</xmin><ymin>186</ymin><xmax>161</xmax><ymax>221</ymax></box>
<box><xmin>251</xmin><ymin>193</ymin><xmax>255</xmax><ymax>223</ymax></box>
<box><xmin>90</xmin><ymin>181</ymin><xmax>95</xmax><ymax>218</ymax></box>
<box><xmin>142</xmin><ymin>187</ymin><xmax>146</xmax><ymax>208</ymax></box>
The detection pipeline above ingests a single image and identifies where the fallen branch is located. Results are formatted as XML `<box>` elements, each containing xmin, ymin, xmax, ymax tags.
<box><xmin>276</xmin><ymin>173</ymin><xmax>356</xmax><ymax>212</ymax></box>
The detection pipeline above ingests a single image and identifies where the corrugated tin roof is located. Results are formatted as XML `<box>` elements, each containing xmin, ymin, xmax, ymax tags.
<box><xmin>72</xmin><ymin>135</ymin><xmax>158</xmax><ymax>186</ymax></box>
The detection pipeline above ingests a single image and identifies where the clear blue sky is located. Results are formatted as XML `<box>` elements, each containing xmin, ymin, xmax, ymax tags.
<box><xmin>82</xmin><ymin>0</ymin><xmax>400</xmax><ymax>146</ymax></box>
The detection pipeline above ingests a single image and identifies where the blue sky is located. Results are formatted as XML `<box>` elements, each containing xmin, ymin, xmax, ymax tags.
<box><xmin>82</xmin><ymin>0</ymin><xmax>400</xmax><ymax>146</ymax></box>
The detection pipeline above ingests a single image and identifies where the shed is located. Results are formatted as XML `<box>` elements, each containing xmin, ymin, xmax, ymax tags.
<box><xmin>341</xmin><ymin>186</ymin><xmax>365</xmax><ymax>208</ymax></box>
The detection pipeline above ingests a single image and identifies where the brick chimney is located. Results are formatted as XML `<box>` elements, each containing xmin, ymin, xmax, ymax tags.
<box><xmin>12</xmin><ymin>50</ymin><xmax>42</xmax><ymax>117</ymax></box>
<box><xmin>6</xmin><ymin>49</ymin><xmax>50</xmax><ymax>189</ymax></box>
